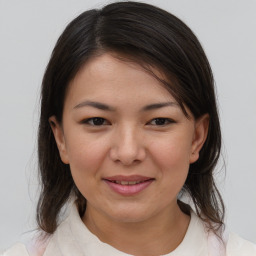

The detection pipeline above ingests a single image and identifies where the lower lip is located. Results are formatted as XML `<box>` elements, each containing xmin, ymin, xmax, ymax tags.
<box><xmin>104</xmin><ymin>180</ymin><xmax>154</xmax><ymax>196</ymax></box>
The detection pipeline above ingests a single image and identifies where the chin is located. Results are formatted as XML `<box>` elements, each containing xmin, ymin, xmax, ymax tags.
<box><xmin>105</xmin><ymin>204</ymin><xmax>156</xmax><ymax>224</ymax></box>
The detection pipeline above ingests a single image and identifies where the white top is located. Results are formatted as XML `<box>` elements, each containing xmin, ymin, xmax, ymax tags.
<box><xmin>2</xmin><ymin>202</ymin><xmax>256</xmax><ymax>256</ymax></box>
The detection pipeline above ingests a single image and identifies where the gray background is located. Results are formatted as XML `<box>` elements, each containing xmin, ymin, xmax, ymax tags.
<box><xmin>0</xmin><ymin>0</ymin><xmax>255</xmax><ymax>248</ymax></box>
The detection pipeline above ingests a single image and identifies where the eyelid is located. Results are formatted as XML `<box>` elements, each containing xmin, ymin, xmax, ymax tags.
<box><xmin>80</xmin><ymin>117</ymin><xmax>175</xmax><ymax>126</ymax></box>
<box><xmin>81</xmin><ymin>117</ymin><xmax>111</xmax><ymax>126</ymax></box>
<box><xmin>147</xmin><ymin>118</ymin><xmax>176</xmax><ymax>126</ymax></box>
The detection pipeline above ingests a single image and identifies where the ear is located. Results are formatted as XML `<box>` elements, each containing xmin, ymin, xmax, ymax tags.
<box><xmin>189</xmin><ymin>114</ymin><xmax>209</xmax><ymax>163</ymax></box>
<box><xmin>49</xmin><ymin>116</ymin><xmax>69</xmax><ymax>164</ymax></box>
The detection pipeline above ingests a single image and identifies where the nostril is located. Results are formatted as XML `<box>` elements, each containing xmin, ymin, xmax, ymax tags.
<box><xmin>116</xmin><ymin>158</ymin><xmax>141</xmax><ymax>166</ymax></box>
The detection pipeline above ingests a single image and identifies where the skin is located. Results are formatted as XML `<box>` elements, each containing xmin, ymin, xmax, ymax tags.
<box><xmin>50</xmin><ymin>53</ymin><xmax>209</xmax><ymax>255</ymax></box>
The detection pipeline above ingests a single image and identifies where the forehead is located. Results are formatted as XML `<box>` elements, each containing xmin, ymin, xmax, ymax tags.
<box><xmin>66</xmin><ymin>53</ymin><xmax>176</xmax><ymax>105</ymax></box>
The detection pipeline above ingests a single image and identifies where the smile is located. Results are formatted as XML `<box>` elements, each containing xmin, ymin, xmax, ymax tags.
<box><xmin>103</xmin><ymin>175</ymin><xmax>154</xmax><ymax>196</ymax></box>
<box><xmin>109</xmin><ymin>180</ymin><xmax>146</xmax><ymax>185</ymax></box>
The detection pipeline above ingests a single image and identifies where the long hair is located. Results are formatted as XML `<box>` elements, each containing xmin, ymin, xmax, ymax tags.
<box><xmin>37</xmin><ymin>1</ymin><xmax>225</xmax><ymax>235</ymax></box>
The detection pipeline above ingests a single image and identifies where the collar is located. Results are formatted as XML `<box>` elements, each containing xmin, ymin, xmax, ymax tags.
<box><xmin>44</xmin><ymin>202</ymin><xmax>211</xmax><ymax>256</ymax></box>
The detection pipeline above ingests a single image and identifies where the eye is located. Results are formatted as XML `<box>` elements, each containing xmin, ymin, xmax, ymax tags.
<box><xmin>148</xmin><ymin>118</ymin><xmax>175</xmax><ymax>126</ymax></box>
<box><xmin>82</xmin><ymin>117</ymin><xmax>110</xmax><ymax>126</ymax></box>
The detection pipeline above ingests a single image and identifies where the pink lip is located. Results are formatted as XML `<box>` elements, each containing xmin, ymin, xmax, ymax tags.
<box><xmin>103</xmin><ymin>175</ymin><xmax>154</xmax><ymax>196</ymax></box>
<box><xmin>104</xmin><ymin>175</ymin><xmax>153</xmax><ymax>182</ymax></box>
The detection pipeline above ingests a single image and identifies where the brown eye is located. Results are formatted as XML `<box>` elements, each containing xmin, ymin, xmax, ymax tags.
<box><xmin>149</xmin><ymin>118</ymin><xmax>174</xmax><ymax>126</ymax></box>
<box><xmin>83</xmin><ymin>117</ymin><xmax>108</xmax><ymax>126</ymax></box>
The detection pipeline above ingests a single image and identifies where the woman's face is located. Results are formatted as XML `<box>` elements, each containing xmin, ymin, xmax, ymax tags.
<box><xmin>50</xmin><ymin>53</ymin><xmax>208</xmax><ymax>224</ymax></box>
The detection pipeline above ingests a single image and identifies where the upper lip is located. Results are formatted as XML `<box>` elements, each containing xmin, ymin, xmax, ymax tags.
<box><xmin>103</xmin><ymin>175</ymin><xmax>154</xmax><ymax>182</ymax></box>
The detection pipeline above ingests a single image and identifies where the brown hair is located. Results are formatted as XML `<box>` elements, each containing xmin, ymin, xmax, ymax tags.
<box><xmin>37</xmin><ymin>1</ymin><xmax>225</xmax><ymax>236</ymax></box>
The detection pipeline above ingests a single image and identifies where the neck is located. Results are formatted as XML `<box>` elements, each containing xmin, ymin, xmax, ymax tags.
<box><xmin>82</xmin><ymin>203</ymin><xmax>190</xmax><ymax>256</ymax></box>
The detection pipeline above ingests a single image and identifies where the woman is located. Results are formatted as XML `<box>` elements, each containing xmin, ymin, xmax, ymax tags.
<box><xmin>2</xmin><ymin>1</ymin><xmax>256</xmax><ymax>255</ymax></box>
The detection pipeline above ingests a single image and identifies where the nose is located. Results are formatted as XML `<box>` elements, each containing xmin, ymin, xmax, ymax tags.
<box><xmin>109</xmin><ymin>125</ymin><xmax>146</xmax><ymax>166</ymax></box>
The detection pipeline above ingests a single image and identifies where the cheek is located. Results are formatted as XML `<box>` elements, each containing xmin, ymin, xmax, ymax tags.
<box><xmin>65</xmin><ymin>135</ymin><xmax>109</xmax><ymax>189</ymax></box>
<box><xmin>70</xmin><ymin>141</ymin><xmax>105</xmax><ymax>168</ymax></box>
<box><xmin>66</xmin><ymin>139</ymin><xmax>109</xmax><ymax>202</ymax></box>
<box><xmin>150</xmin><ymin>135</ymin><xmax>192</xmax><ymax>171</ymax></box>
<box><xmin>150</xmin><ymin>139</ymin><xmax>191</xmax><ymax>200</ymax></box>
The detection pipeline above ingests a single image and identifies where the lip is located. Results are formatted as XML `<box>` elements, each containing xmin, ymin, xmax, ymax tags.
<box><xmin>103</xmin><ymin>175</ymin><xmax>155</xmax><ymax>196</ymax></box>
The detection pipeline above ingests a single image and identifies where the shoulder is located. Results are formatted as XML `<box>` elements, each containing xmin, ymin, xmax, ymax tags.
<box><xmin>226</xmin><ymin>232</ymin><xmax>256</xmax><ymax>256</ymax></box>
<box><xmin>192</xmin><ymin>210</ymin><xmax>256</xmax><ymax>256</ymax></box>
<box><xmin>1</xmin><ymin>243</ymin><xmax>29</xmax><ymax>256</ymax></box>
<box><xmin>1</xmin><ymin>234</ymin><xmax>50</xmax><ymax>256</ymax></box>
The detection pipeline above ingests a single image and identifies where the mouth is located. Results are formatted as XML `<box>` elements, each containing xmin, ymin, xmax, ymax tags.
<box><xmin>104</xmin><ymin>175</ymin><xmax>154</xmax><ymax>184</ymax></box>
<box><xmin>103</xmin><ymin>175</ymin><xmax>155</xmax><ymax>196</ymax></box>
<box><xmin>107</xmin><ymin>180</ymin><xmax>151</xmax><ymax>185</ymax></box>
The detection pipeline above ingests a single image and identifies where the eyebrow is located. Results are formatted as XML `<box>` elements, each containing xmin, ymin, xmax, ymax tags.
<box><xmin>74</xmin><ymin>101</ymin><xmax>116</xmax><ymax>111</ymax></box>
<box><xmin>141</xmin><ymin>102</ymin><xmax>179</xmax><ymax>111</ymax></box>
<box><xmin>73</xmin><ymin>100</ymin><xmax>179</xmax><ymax>111</ymax></box>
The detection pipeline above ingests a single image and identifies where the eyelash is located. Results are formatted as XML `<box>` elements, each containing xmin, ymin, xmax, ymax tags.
<box><xmin>147</xmin><ymin>118</ymin><xmax>175</xmax><ymax>126</ymax></box>
<box><xmin>82</xmin><ymin>117</ymin><xmax>109</xmax><ymax>126</ymax></box>
<box><xmin>81</xmin><ymin>117</ymin><xmax>175</xmax><ymax>127</ymax></box>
